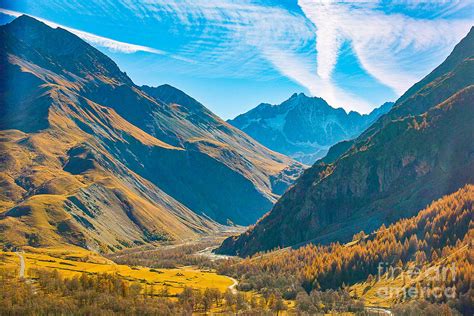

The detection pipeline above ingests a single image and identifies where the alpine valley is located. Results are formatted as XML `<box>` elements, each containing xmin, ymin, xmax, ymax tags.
<box><xmin>0</xmin><ymin>13</ymin><xmax>473</xmax><ymax>316</ymax></box>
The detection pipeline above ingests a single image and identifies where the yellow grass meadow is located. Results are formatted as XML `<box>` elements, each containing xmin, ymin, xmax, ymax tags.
<box><xmin>0</xmin><ymin>246</ymin><xmax>234</xmax><ymax>296</ymax></box>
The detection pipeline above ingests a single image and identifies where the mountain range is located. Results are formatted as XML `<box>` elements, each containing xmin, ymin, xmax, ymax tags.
<box><xmin>0</xmin><ymin>15</ymin><xmax>303</xmax><ymax>252</ymax></box>
<box><xmin>217</xmin><ymin>26</ymin><xmax>474</xmax><ymax>257</ymax></box>
<box><xmin>228</xmin><ymin>94</ymin><xmax>393</xmax><ymax>164</ymax></box>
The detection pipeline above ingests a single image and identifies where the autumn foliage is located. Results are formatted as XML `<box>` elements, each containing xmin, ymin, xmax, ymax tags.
<box><xmin>220</xmin><ymin>185</ymin><xmax>473</xmax><ymax>314</ymax></box>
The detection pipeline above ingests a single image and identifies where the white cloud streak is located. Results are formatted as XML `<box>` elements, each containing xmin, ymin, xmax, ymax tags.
<box><xmin>0</xmin><ymin>8</ymin><xmax>171</xmax><ymax>56</ymax></box>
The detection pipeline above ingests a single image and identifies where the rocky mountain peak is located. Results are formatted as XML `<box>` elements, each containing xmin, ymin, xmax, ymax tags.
<box><xmin>2</xmin><ymin>14</ymin><xmax>132</xmax><ymax>86</ymax></box>
<box><xmin>228</xmin><ymin>93</ymin><xmax>392</xmax><ymax>164</ymax></box>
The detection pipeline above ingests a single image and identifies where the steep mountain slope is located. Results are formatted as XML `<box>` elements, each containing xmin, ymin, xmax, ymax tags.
<box><xmin>0</xmin><ymin>15</ymin><xmax>301</xmax><ymax>251</ymax></box>
<box><xmin>139</xmin><ymin>83</ymin><xmax>302</xmax><ymax>202</ymax></box>
<box><xmin>228</xmin><ymin>94</ymin><xmax>392</xmax><ymax>164</ymax></box>
<box><xmin>223</xmin><ymin>185</ymin><xmax>473</xmax><ymax>314</ymax></box>
<box><xmin>217</xmin><ymin>27</ymin><xmax>474</xmax><ymax>257</ymax></box>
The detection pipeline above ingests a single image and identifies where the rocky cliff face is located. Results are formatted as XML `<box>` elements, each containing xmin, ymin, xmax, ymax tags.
<box><xmin>217</xmin><ymin>27</ymin><xmax>474</xmax><ymax>257</ymax></box>
<box><xmin>228</xmin><ymin>94</ymin><xmax>392</xmax><ymax>164</ymax></box>
<box><xmin>0</xmin><ymin>16</ymin><xmax>302</xmax><ymax>251</ymax></box>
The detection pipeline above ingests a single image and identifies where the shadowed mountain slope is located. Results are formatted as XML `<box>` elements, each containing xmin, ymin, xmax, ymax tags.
<box><xmin>217</xmin><ymin>27</ymin><xmax>474</xmax><ymax>257</ymax></box>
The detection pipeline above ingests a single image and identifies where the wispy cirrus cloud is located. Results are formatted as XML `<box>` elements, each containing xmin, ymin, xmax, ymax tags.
<box><xmin>99</xmin><ymin>0</ymin><xmax>366</xmax><ymax>107</ymax></box>
<box><xmin>118</xmin><ymin>0</ymin><xmax>316</xmax><ymax>78</ymax></box>
<box><xmin>298</xmin><ymin>0</ymin><xmax>473</xmax><ymax>95</ymax></box>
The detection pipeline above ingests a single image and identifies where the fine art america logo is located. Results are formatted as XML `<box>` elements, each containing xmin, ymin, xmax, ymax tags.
<box><xmin>376</xmin><ymin>262</ymin><xmax>456</xmax><ymax>300</ymax></box>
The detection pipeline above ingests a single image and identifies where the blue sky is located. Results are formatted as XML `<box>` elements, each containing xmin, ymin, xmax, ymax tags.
<box><xmin>0</xmin><ymin>1</ymin><xmax>472</xmax><ymax>119</ymax></box>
